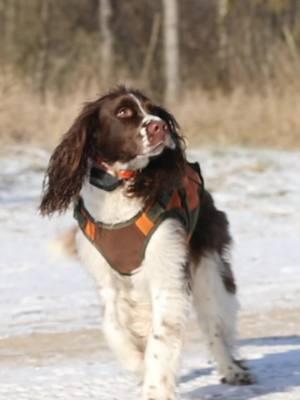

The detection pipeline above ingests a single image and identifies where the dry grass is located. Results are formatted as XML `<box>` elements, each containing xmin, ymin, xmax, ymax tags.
<box><xmin>1</xmin><ymin>74</ymin><xmax>300</xmax><ymax>150</ymax></box>
<box><xmin>0</xmin><ymin>73</ymin><xmax>103</xmax><ymax>150</ymax></box>
<box><xmin>175</xmin><ymin>87</ymin><xmax>300</xmax><ymax>149</ymax></box>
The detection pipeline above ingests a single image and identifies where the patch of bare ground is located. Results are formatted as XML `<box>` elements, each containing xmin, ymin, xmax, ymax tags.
<box><xmin>187</xmin><ymin>308</ymin><xmax>300</xmax><ymax>347</ymax></box>
<box><xmin>1</xmin><ymin>308</ymin><xmax>299</xmax><ymax>365</ymax></box>
<box><xmin>0</xmin><ymin>329</ymin><xmax>106</xmax><ymax>366</ymax></box>
<box><xmin>239</xmin><ymin>308</ymin><xmax>300</xmax><ymax>340</ymax></box>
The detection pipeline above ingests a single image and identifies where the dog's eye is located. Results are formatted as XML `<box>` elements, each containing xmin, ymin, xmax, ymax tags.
<box><xmin>116</xmin><ymin>107</ymin><xmax>134</xmax><ymax>118</ymax></box>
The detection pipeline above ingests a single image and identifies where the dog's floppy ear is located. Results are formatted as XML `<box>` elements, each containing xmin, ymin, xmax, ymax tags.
<box><xmin>40</xmin><ymin>100</ymin><xmax>101</xmax><ymax>216</ymax></box>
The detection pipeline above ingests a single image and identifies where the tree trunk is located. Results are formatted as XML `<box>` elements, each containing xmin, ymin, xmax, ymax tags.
<box><xmin>140</xmin><ymin>13</ymin><xmax>161</xmax><ymax>88</ymax></box>
<box><xmin>99</xmin><ymin>0</ymin><xmax>113</xmax><ymax>85</ymax></box>
<box><xmin>3</xmin><ymin>0</ymin><xmax>16</xmax><ymax>63</ymax></box>
<box><xmin>36</xmin><ymin>0</ymin><xmax>51</xmax><ymax>103</ymax></box>
<box><xmin>0</xmin><ymin>1</ymin><xmax>6</xmax><ymax>43</ymax></box>
<box><xmin>162</xmin><ymin>0</ymin><xmax>179</xmax><ymax>105</ymax></box>
<box><xmin>217</xmin><ymin>0</ymin><xmax>230</xmax><ymax>91</ymax></box>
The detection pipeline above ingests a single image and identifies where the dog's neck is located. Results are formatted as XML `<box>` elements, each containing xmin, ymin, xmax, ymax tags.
<box><xmin>80</xmin><ymin>174</ymin><xmax>143</xmax><ymax>225</ymax></box>
<box><xmin>89</xmin><ymin>161</ymin><xmax>137</xmax><ymax>192</ymax></box>
<box><xmin>94</xmin><ymin>159</ymin><xmax>138</xmax><ymax>179</ymax></box>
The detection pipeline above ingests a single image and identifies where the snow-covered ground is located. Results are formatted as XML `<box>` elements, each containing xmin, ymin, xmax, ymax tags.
<box><xmin>0</xmin><ymin>146</ymin><xmax>299</xmax><ymax>400</ymax></box>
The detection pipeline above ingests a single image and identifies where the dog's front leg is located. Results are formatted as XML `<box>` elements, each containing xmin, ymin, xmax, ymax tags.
<box><xmin>142</xmin><ymin>221</ymin><xmax>190</xmax><ymax>400</ymax></box>
<box><xmin>101</xmin><ymin>287</ymin><xmax>144</xmax><ymax>374</ymax></box>
<box><xmin>142</xmin><ymin>287</ymin><xmax>189</xmax><ymax>400</ymax></box>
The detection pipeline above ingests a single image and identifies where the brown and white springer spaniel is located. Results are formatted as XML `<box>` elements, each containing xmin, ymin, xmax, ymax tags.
<box><xmin>40</xmin><ymin>86</ymin><xmax>253</xmax><ymax>399</ymax></box>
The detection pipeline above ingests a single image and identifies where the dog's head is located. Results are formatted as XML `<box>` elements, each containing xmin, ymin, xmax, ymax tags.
<box><xmin>92</xmin><ymin>89</ymin><xmax>178</xmax><ymax>168</ymax></box>
<box><xmin>40</xmin><ymin>86</ymin><xmax>185</xmax><ymax>215</ymax></box>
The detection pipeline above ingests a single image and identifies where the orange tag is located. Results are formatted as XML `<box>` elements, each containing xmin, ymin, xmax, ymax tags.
<box><xmin>135</xmin><ymin>213</ymin><xmax>154</xmax><ymax>236</ymax></box>
<box><xmin>118</xmin><ymin>170</ymin><xmax>137</xmax><ymax>180</ymax></box>
<box><xmin>85</xmin><ymin>220</ymin><xmax>96</xmax><ymax>240</ymax></box>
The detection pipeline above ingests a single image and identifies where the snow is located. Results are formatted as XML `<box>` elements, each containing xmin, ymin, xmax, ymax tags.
<box><xmin>0</xmin><ymin>146</ymin><xmax>299</xmax><ymax>399</ymax></box>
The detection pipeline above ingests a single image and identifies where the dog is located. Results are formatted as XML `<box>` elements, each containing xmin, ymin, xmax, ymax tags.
<box><xmin>40</xmin><ymin>86</ymin><xmax>253</xmax><ymax>399</ymax></box>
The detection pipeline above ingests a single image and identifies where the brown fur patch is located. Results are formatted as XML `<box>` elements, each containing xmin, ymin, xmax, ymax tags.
<box><xmin>190</xmin><ymin>190</ymin><xmax>236</xmax><ymax>294</ymax></box>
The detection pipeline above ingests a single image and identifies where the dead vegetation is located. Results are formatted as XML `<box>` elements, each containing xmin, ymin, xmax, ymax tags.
<box><xmin>175</xmin><ymin>86</ymin><xmax>300</xmax><ymax>149</ymax></box>
<box><xmin>1</xmin><ymin>1</ymin><xmax>300</xmax><ymax>149</ymax></box>
<box><xmin>1</xmin><ymin>74</ymin><xmax>299</xmax><ymax>149</ymax></box>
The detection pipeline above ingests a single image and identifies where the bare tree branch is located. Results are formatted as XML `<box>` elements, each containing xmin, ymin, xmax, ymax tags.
<box><xmin>162</xmin><ymin>0</ymin><xmax>180</xmax><ymax>104</ymax></box>
<box><xmin>99</xmin><ymin>0</ymin><xmax>113</xmax><ymax>85</ymax></box>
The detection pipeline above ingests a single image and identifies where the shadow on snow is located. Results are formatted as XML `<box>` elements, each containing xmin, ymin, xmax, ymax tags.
<box><xmin>184</xmin><ymin>335</ymin><xmax>300</xmax><ymax>399</ymax></box>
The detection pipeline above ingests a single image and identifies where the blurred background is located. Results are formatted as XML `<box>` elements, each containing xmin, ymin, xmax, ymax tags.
<box><xmin>1</xmin><ymin>2</ymin><xmax>300</xmax><ymax>398</ymax></box>
<box><xmin>1</xmin><ymin>0</ymin><xmax>300</xmax><ymax>148</ymax></box>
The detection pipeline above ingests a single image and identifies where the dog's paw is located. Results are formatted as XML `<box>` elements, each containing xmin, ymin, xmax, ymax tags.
<box><xmin>221</xmin><ymin>360</ymin><xmax>255</xmax><ymax>385</ymax></box>
<box><xmin>142</xmin><ymin>382</ymin><xmax>177</xmax><ymax>400</ymax></box>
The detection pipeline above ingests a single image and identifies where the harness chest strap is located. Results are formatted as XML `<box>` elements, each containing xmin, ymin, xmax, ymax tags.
<box><xmin>74</xmin><ymin>162</ymin><xmax>203</xmax><ymax>275</ymax></box>
<box><xmin>75</xmin><ymin>199</ymin><xmax>157</xmax><ymax>239</ymax></box>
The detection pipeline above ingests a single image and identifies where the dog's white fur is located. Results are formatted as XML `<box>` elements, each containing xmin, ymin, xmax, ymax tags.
<box><xmin>76</xmin><ymin>175</ymin><xmax>251</xmax><ymax>400</ymax></box>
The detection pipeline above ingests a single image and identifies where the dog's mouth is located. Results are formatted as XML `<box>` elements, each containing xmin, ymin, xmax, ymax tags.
<box><xmin>141</xmin><ymin>136</ymin><xmax>176</xmax><ymax>158</ymax></box>
<box><xmin>106</xmin><ymin>135</ymin><xmax>176</xmax><ymax>173</ymax></box>
<box><xmin>147</xmin><ymin>142</ymin><xmax>166</xmax><ymax>156</ymax></box>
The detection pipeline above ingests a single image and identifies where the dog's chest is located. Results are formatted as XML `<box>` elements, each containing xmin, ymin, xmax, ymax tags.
<box><xmin>77</xmin><ymin>181</ymin><xmax>151</xmax><ymax>298</ymax></box>
<box><xmin>77</xmin><ymin>181</ymin><xmax>149</xmax><ymax>275</ymax></box>
<box><xmin>81</xmin><ymin>181</ymin><xmax>143</xmax><ymax>224</ymax></box>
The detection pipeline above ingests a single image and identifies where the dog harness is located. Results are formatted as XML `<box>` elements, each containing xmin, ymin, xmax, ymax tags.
<box><xmin>74</xmin><ymin>162</ymin><xmax>203</xmax><ymax>276</ymax></box>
